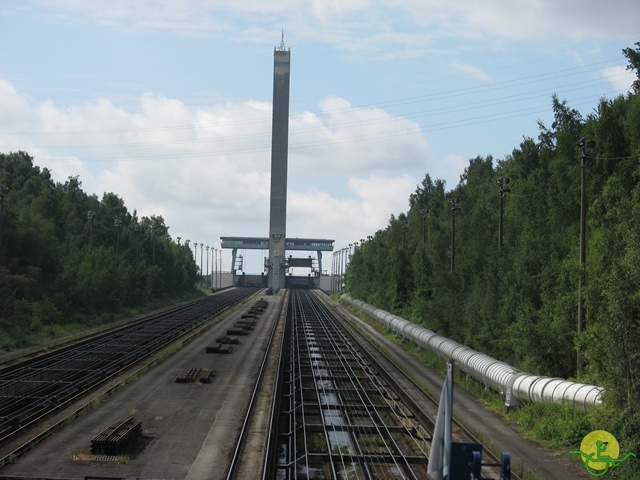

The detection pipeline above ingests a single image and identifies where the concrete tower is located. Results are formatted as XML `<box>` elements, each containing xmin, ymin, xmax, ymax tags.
<box><xmin>267</xmin><ymin>38</ymin><xmax>290</xmax><ymax>292</ymax></box>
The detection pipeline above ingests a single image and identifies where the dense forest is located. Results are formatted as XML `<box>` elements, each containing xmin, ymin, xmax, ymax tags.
<box><xmin>345</xmin><ymin>44</ymin><xmax>640</xmax><ymax>418</ymax></box>
<box><xmin>0</xmin><ymin>151</ymin><xmax>199</xmax><ymax>349</ymax></box>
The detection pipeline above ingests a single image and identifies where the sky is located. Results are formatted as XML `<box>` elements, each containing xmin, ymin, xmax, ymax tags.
<box><xmin>0</xmin><ymin>1</ymin><xmax>638</xmax><ymax>275</ymax></box>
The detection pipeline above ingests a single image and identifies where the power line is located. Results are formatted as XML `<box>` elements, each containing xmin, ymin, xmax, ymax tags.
<box><xmin>4</xmin><ymin>57</ymin><xmax>629</xmax><ymax>138</ymax></box>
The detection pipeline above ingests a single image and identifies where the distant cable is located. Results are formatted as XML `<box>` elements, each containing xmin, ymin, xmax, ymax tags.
<box><xmin>507</xmin><ymin>190</ymin><xmax>543</xmax><ymax>198</ymax></box>
<box><xmin>5</xmin><ymin>56</ymin><xmax>629</xmax><ymax>137</ymax></box>
<box><xmin>595</xmin><ymin>153</ymin><xmax>640</xmax><ymax>161</ymax></box>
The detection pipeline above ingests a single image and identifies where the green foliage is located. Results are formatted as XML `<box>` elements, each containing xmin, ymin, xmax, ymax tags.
<box><xmin>623</xmin><ymin>41</ymin><xmax>640</xmax><ymax>94</ymax></box>
<box><xmin>510</xmin><ymin>402</ymin><xmax>593</xmax><ymax>448</ymax></box>
<box><xmin>344</xmin><ymin>45</ymin><xmax>640</xmax><ymax>458</ymax></box>
<box><xmin>0</xmin><ymin>151</ymin><xmax>199</xmax><ymax>348</ymax></box>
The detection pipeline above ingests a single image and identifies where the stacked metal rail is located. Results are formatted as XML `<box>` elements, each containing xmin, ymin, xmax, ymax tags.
<box><xmin>0</xmin><ymin>288</ymin><xmax>258</xmax><ymax>444</ymax></box>
<box><xmin>275</xmin><ymin>290</ymin><xmax>431</xmax><ymax>479</ymax></box>
<box><xmin>90</xmin><ymin>417</ymin><xmax>142</xmax><ymax>455</ymax></box>
<box><xmin>342</xmin><ymin>295</ymin><xmax>604</xmax><ymax>411</ymax></box>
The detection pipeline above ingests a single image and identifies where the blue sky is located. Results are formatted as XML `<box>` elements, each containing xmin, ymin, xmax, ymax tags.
<box><xmin>1</xmin><ymin>1</ymin><xmax>637</xmax><ymax>274</ymax></box>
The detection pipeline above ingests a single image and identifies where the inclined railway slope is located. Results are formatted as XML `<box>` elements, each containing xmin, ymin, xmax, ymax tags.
<box><xmin>0</xmin><ymin>289</ymin><xmax>281</xmax><ymax>479</ymax></box>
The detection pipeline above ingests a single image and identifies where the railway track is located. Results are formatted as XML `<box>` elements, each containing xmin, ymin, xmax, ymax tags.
<box><xmin>0</xmin><ymin>287</ymin><xmax>258</xmax><ymax>458</ymax></box>
<box><xmin>261</xmin><ymin>290</ymin><xmax>515</xmax><ymax>480</ymax></box>
<box><xmin>0</xmin><ymin>288</ymin><xmax>518</xmax><ymax>478</ymax></box>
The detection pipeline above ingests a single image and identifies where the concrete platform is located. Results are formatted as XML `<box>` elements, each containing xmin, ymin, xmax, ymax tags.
<box><xmin>0</xmin><ymin>291</ymin><xmax>284</xmax><ymax>480</ymax></box>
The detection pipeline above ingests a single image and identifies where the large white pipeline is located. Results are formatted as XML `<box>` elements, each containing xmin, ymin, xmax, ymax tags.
<box><xmin>341</xmin><ymin>295</ymin><xmax>604</xmax><ymax>412</ymax></box>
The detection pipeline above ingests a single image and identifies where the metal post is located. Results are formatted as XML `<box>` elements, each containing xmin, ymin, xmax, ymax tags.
<box><xmin>193</xmin><ymin>242</ymin><xmax>198</xmax><ymax>282</ymax></box>
<box><xmin>206</xmin><ymin>246</ymin><xmax>209</xmax><ymax>289</ymax></box>
<box><xmin>114</xmin><ymin>218</ymin><xmax>122</xmax><ymax>256</ymax></box>
<box><xmin>151</xmin><ymin>226</ymin><xmax>156</xmax><ymax>264</ymax></box>
<box><xmin>212</xmin><ymin>248</ymin><xmax>216</xmax><ymax>289</ymax></box>
<box><xmin>496</xmin><ymin>177</ymin><xmax>510</xmax><ymax>252</ymax></box>
<box><xmin>420</xmin><ymin>209</ymin><xmax>429</xmax><ymax>244</ymax></box>
<box><xmin>337</xmin><ymin>249</ymin><xmax>340</xmax><ymax>292</ymax></box>
<box><xmin>87</xmin><ymin>211</ymin><xmax>95</xmax><ymax>250</ymax></box>
<box><xmin>339</xmin><ymin>248</ymin><xmax>343</xmax><ymax>292</ymax></box>
<box><xmin>343</xmin><ymin>247</ymin><xmax>348</xmax><ymax>291</ymax></box>
<box><xmin>135</xmin><ymin>224</ymin><xmax>140</xmax><ymax>262</ymax></box>
<box><xmin>335</xmin><ymin>251</ymin><xmax>339</xmax><ymax>293</ymax></box>
<box><xmin>332</xmin><ymin>252</ymin><xmax>336</xmax><ymax>293</ymax></box>
<box><xmin>449</xmin><ymin>199</ymin><xmax>460</xmax><ymax>272</ymax></box>
<box><xmin>336</xmin><ymin>250</ymin><xmax>340</xmax><ymax>293</ymax></box>
<box><xmin>0</xmin><ymin>185</ymin><xmax>8</xmax><ymax>266</ymax></box>
<box><xmin>576</xmin><ymin>138</ymin><xmax>594</xmax><ymax>376</ymax></box>
<box><xmin>200</xmin><ymin>243</ymin><xmax>204</xmax><ymax>288</ymax></box>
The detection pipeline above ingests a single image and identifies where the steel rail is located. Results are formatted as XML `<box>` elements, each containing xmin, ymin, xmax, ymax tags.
<box><xmin>274</xmin><ymin>290</ymin><xmax>431</xmax><ymax>479</ymax></box>
<box><xmin>303</xmin><ymin>292</ymin><xmax>394</xmax><ymax>479</ymax></box>
<box><xmin>0</xmin><ymin>288</ymin><xmax>258</xmax><ymax>449</ymax></box>
<box><xmin>260</xmin><ymin>293</ymin><xmax>289</xmax><ymax>480</ymax></box>
<box><xmin>306</xmin><ymin>291</ymin><xmax>425</xmax><ymax>479</ymax></box>
<box><xmin>224</xmin><ymin>293</ymin><xmax>285</xmax><ymax>480</ymax></box>
<box><xmin>0</xmin><ymin>294</ymin><xmax>218</xmax><ymax>373</ymax></box>
<box><xmin>294</xmin><ymin>290</ymin><xmax>327</xmax><ymax>478</ymax></box>
<box><xmin>306</xmin><ymin>293</ymin><xmax>356</xmax><ymax>478</ymax></box>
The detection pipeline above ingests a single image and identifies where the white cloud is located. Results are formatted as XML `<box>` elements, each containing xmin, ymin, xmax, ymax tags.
<box><xmin>0</xmin><ymin>77</ymin><xmax>431</xmax><ymax>270</ymax></box>
<box><xmin>601</xmin><ymin>66</ymin><xmax>636</xmax><ymax>93</ymax></box>
<box><xmin>291</xmin><ymin>96</ymin><xmax>430</xmax><ymax>172</ymax></box>
<box><xmin>433</xmin><ymin>154</ymin><xmax>468</xmax><ymax>188</ymax></box>
<box><xmin>348</xmin><ymin>173</ymin><xmax>416</xmax><ymax>227</ymax></box>
<box><xmin>36</xmin><ymin>0</ymin><xmax>639</xmax><ymax>47</ymax></box>
<box><xmin>450</xmin><ymin>60</ymin><xmax>493</xmax><ymax>83</ymax></box>
<box><xmin>418</xmin><ymin>0</ymin><xmax>640</xmax><ymax>41</ymax></box>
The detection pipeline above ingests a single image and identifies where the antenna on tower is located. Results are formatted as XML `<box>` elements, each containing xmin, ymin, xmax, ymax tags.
<box><xmin>279</xmin><ymin>29</ymin><xmax>286</xmax><ymax>51</ymax></box>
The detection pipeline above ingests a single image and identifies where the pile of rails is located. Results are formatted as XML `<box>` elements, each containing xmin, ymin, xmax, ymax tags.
<box><xmin>90</xmin><ymin>417</ymin><xmax>142</xmax><ymax>455</ymax></box>
<box><xmin>206</xmin><ymin>335</ymin><xmax>237</xmax><ymax>354</ymax></box>
<box><xmin>175</xmin><ymin>367</ymin><xmax>213</xmax><ymax>384</ymax></box>
<box><xmin>206</xmin><ymin>298</ymin><xmax>268</xmax><ymax>354</ymax></box>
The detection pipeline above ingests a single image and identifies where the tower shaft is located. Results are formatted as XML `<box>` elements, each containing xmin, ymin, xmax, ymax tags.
<box><xmin>267</xmin><ymin>48</ymin><xmax>290</xmax><ymax>292</ymax></box>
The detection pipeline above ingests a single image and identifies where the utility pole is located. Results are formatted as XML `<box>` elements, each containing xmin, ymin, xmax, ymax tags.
<box><xmin>200</xmin><ymin>243</ymin><xmax>204</xmax><ymax>288</ymax></box>
<box><xmin>87</xmin><ymin>211</ymin><xmax>95</xmax><ymax>250</ymax></box>
<box><xmin>449</xmin><ymin>198</ymin><xmax>460</xmax><ymax>273</ymax></box>
<box><xmin>114</xmin><ymin>218</ymin><xmax>122</xmax><ymax>256</ymax></box>
<box><xmin>0</xmin><ymin>185</ymin><xmax>8</xmax><ymax>267</ymax></box>
<box><xmin>332</xmin><ymin>252</ymin><xmax>336</xmax><ymax>294</ymax></box>
<box><xmin>420</xmin><ymin>209</ymin><xmax>430</xmax><ymax>244</ymax></box>
<box><xmin>496</xmin><ymin>177</ymin><xmax>510</xmax><ymax>252</ymax></box>
<box><xmin>135</xmin><ymin>224</ymin><xmax>140</xmax><ymax>262</ymax></box>
<box><xmin>206</xmin><ymin>246</ymin><xmax>210</xmax><ymax>289</ymax></box>
<box><xmin>577</xmin><ymin>138</ymin><xmax>595</xmax><ymax>376</ymax></box>
<box><xmin>151</xmin><ymin>226</ymin><xmax>156</xmax><ymax>264</ymax></box>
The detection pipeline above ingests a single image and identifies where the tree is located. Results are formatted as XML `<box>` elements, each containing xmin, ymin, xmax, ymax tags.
<box><xmin>623</xmin><ymin>41</ymin><xmax>640</xmax><ymax>94</ymax></box>
<box><xmin>0</xmin><ymin>151</ymin><xmax>200</xmax><ymax>347</ymax></box>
